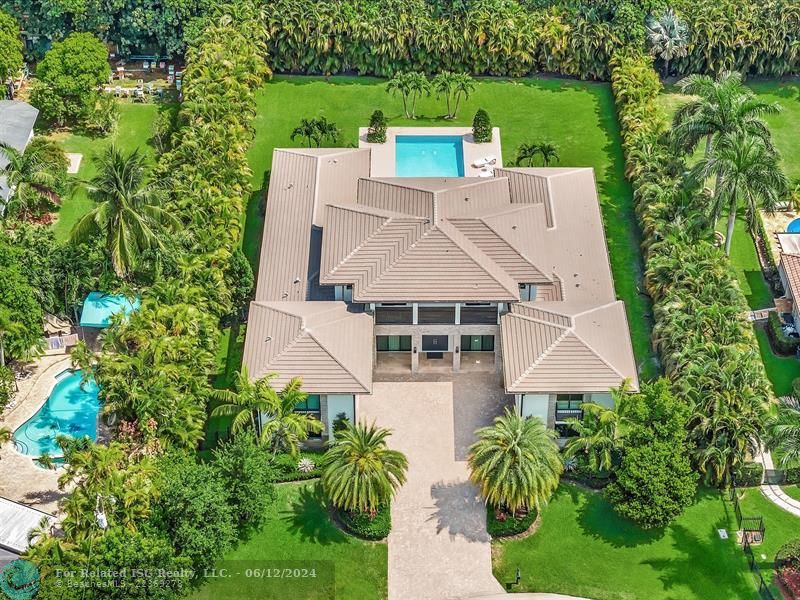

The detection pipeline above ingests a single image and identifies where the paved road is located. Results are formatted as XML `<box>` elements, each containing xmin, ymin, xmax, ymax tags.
<box><xmin>358</xmin><ymin>375</ymin><xmax>511</xmax><ymax>600</ymax></box>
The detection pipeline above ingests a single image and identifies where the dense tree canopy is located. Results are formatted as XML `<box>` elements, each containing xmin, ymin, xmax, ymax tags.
<box><xmin>0</xmin><ymin>9</ymin><xmax>22</xmax><ymax>83</ymax></box>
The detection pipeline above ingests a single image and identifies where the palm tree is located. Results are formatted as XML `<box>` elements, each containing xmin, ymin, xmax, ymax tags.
<box><xmin>692</xmin><ymin>132</ymin><xmax>788</xmax><ymax>255</ymax></box>
<box><xmin>468</xmin><ymin>408</ymin><xmax>563</xmax><ymax>513</ymax></box>
<box><xmin>0</xmin><ymin>141</ymin><xmax>62</xmax><ymax>221</ymax></box>
<box><xmin>0</xmin><ymin>427</ymin><xmax>12</xmax><ymax>458</ymax></box>
<box><xmin>432</xmin><ymin>71</ymin><xmax>456</xmax><ymax>118</ymax></box>
<box><xmin>646</xmin><ymin>9</ymin><xmax>689</xmax><ymax>78</ymax></box>
<box><xmin>387</xmin><ymin>72</ymin><xmax>413</xmax><ymax>119</ymax></box>
<box><xmin>767</xmin><ymin>396</ymin><xmax>800</xmax><ymax>468</ymax></box>
<box><xmin>515</xmin><ymin>143</ymin><xmax>541</xmax><ymax>167</ymax></box>
<box><xmin>563</xmin><ymin>399</ymin><xmax>625</xmax><ymax>473</ymax></box>
<box><xmin>538</xmin><ymin>142</ymin><xmax>560</xmax><ymax>166</ymax></box>
<box><xmin>311</xmin><ymin>117</ymin><xmax>340</xmax><ymax>147</ymax></box>
<box><xmin>0</xmin><ymin>306</ymin><xmax>24</xmax><ymax>368</ymax></box>
<box><xmin>672</xmin><ymin>71</ymin><xmax>780</xmax><ymax>158</ymax></box>
<box><xmin>408</xmin><ymin>72</ymin><xmax>431</xmax><ymax>119</ymax></box>
<box><xmin>36</xmin><ymin>452</ymin><xmax>56</xmax><ymax>470</ymax></box>
<box><xmin>258</xmin><ymin>377</ymin><xmax>323</xmax><ymax>456</ymax></box>
<box><xmin>70</xmin><ymin>146</ymin><xmax>179</xmax><ymax>278</ymax></box>
<box><xmin>451</xmin><ymin>73</ymin><xmax>475</xmax><ymax>119</ymax></box>
<box><xmin>321</xmin><ymin>420</ymin><xmax>408</xmax><ymax>516</ymax></box>
<box><xmin>291</xmin><ymin>118</ymin><xmax>318</xmax><ymax>147</ymax></box>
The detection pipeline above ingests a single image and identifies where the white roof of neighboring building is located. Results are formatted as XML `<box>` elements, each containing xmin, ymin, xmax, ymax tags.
<box><xmin>0</xmin><ymin>101</ymin><xmax>38</xmax><ymax>204</ymax></box>
<box><xmin>0</xmin><ymin>497</ymin><xmax>55</xmax><ymax>554</ymax></box>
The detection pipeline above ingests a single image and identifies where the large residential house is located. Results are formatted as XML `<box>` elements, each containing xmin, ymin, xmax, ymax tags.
<box><xmin>0</xmin><ymin>100</ymin><xmax>38</xmax><ymax>213</ymax></box>
<box><xmin>243</xmin><ymin>143</ymin><xmax>638</xmax><ymax>440</ymax></box>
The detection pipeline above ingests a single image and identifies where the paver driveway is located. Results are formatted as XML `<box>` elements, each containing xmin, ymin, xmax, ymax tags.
<box><xmin>358</xmin><ymin>374</ymin><xmax>512</xmax><ymax>600</ymax></box>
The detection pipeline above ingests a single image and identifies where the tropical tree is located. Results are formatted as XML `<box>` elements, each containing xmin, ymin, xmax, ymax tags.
<box><xmin>386</xmin><ymin>72</ymin><xmax>413</xmax><ymax>118</ymax></box>
<box><xmin>211</xmin><ymin>369</ymin><xmax>322</xmax><ymax>454</ymax></box>
<box><xmin>538</xmin><ymin>142</ymin><xmax>560</xmax><ymax>166</ymax></box>
<box><xmin>468</xmin><ymin>409</ymin><xmax>563</xmax><ymax>513</ymax></box>
<box><xmin>766</xmin><ymin>396</ymin><xmax>800</xmax><ymax>468</ymax></box>
<box><xmin>70</xmin><ymin>146</ymin><xmax>179</xmax><ymax>278</ymax></box>
<box><xmin>451</xmin><ymin>73</ymin><xmax>475</xmax><ymax>119</ymax></box>
<box><xmin>645</xmin><ymin>9</ymin><xmax>688</xmax><ymax>78</ymax></box>
<box><xmin>408</xmin><ymin>72</ymin><xmax>430</xmax><ymax>119</ymax></box>
<box><xmin>0</xmin><ymin>306</ymin><xmax>24</xmax><ymax>368</ymax></box>
<box><xmin>432</xmin><ymin>71</ymin><xmax>457</xmax><ymax>118</ymax></box>
<box><xmin>563</xmin><ymin>386</ymin><xmax>629</xmax><ymax>472</ymax></box>
<box><xmin>310</xmin><ymin>116</ymin><xmax>340</xmax><ymax>147</ymax></box>
<box><xmin>0</xmin><ymin>426</ymin><xmax>12</xmax><ymax>457</ymax></box>
<box><xmin>691</xmin><ymin>132</ymin><xmax>788</xmax><ymax>255</ymax></box>
<box><xmin>432</xmin><ymin>72</ymin><xmax>475</xmax><ymax>119</ymax></box>
<box><xmin>0</xmin><ymin>140</ymin><xmax>65</xmax><ymax>221</ymax></box>
<box><xmin>672</xmin><ymin>71</ymin><xmax>780</xmax><ymax>158</ymax></box>
<box><xmin>0</xmin><ymin>10</ymin><xmax>23</xmax><ymax>84</ymax></box>
<box><xmin>290</xmin><ymin>118</ymin><xmax>318</xmax><ymax>148</ymax></box>
<box><xmin>515</xmin><ymin>143</ymin><xmax>541</xmax><ymax>167</ymax></box>
<box><xmin>321</xmin><ymin>420</ymin><xmax>408</xmax><ymax>516</ymax></box>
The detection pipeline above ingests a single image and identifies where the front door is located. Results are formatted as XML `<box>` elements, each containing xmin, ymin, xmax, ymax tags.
<box><xmin>422</xmin><ymin>335</ymin><xmax>448</xmax><ymax>354</ymax></box>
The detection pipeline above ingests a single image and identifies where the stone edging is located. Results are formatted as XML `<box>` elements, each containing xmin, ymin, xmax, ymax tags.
<box><xmin>1</xmin><ymin>356</ymin><xmax>72</xmax><ymax>427</ymax></box>
<box><xmin>491</xmin><ymin>511</ymin><xmax>542</xmax><ymax>542</ymax></box>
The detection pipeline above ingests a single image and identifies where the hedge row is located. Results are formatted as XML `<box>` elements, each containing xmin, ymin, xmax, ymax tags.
<box><xmin>767</xmin><ymin>311</ymin><xmax>800</xmax><ymax>356</ymax></box>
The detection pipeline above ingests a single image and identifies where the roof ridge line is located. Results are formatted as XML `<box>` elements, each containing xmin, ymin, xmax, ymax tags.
<box><xmin>327</xmin><ymin>214</ymin><xmax>397</xmax><ymax>276</ymax></box>
<box><xmin>512</xmin><ymin>323</ymin><xmax>569</xmax><ymax>388</ymax></box>
<box><xmin>570</xmin><ymin>300</ymin><xmax>620</xmax><ymax>319</ymax></box>
<box><xmin>305</xmin><ymin>329</ymin><xmax>369</xmax><ymax>390</ymax></box>
<box><xmin>358</xmin><ymin>223</ymin><xmax>435</xmax><ymax>293</ymax></box>
<box><xmin>474</xmin><ymin>216</ymin><xmax>553</xmax><ymax>283</ymax></box>
<box><xmin>570</xmin><ymin>329</ymin><xmax>626</xmax><ymax>380</ymax></box>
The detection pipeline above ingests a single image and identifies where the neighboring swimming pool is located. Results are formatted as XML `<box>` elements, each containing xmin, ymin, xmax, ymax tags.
<box><xmin>788</xmin><ymin>218</ymin><xmax>800</xmax><ymax>233</ymax></box>
<box><xmin>13</xmin><ymin>369</ymin><xmax>100</xmax><ymax>458</ymax></box>
<box><xmin>395</xmin><ymin>135</ymin><xmax>465</xmax><ymax>177</ymax></box>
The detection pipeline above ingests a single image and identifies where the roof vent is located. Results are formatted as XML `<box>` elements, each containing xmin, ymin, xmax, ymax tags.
<box><xmin>265</xmin><ymin>336</ymin><xmax>272</xmax><ymax>343</ymax></box>
<box><xmin>293</xmin><ymin>277</ymin><xmax>301</xmax><ymax>284</ymax></box>
<box><xmin>287</xmin><ymin>183</ymin><xmax>294</xmax><ymax>189</ymax></box>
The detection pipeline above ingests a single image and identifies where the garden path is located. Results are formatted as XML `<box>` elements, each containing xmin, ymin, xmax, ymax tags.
<box><xmin>358</xmin><ymin>374</ymin><xmax>511</xmax><ymax>600</ymax></box>
<box><xmin>756</xmin><ymin>448</ymin><xmax>800</xmax><ymax>517</ymax></box>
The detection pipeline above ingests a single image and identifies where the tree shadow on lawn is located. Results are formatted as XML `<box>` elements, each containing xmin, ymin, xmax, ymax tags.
<box><xmin>573</xmin><ymin>485</ymin><xmax>663</xmax><ymax>549</ymax></box>
<box><xmin>641</xmin><ymin>523</ymin><xmax>754</xmax><ymax>600</ymax></box>
<box><xmin>281</xmin><ymin>483</ymin><xmax>350</xmax><ymax>546</ymax></box>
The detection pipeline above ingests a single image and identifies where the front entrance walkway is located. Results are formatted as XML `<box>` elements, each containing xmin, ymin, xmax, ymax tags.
<box><xmin>358</xmin><ymin>374</ymin><xmax>512</xmax><ymax>600</ymax></box>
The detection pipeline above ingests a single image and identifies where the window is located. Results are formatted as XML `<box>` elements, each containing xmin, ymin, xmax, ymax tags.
<box><xmin>294</xmin><ymin>394</ymin><xmax>321</xmax><ymax>438</ymax></box>
<box><xmin>555</xmin><ymin>394</ymin><xmax>584</xmax><ymax>423</ymax></box>
<box><xmin>376</xmin><ymin>335</ymin><xmax>412</xmax><ymax>352</ymax></box>
<box><xmin>460</xmin><ymin>335</ymin><xmax>495</xmax><ymax>352</ymax></box>
<box><xmin>334</xmin><ymin>285</ymin><xmax>353</xmax><ymax>302</ymax></box>
<box><xmin>519</xmin><ymin>283</ymin><xmax>537</xmax><ymax>302</ymax></box>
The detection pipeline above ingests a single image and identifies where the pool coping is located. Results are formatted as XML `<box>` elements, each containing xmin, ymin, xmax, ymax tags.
<box><xmin>359</xmin><ymin>126</ymin><xmax>502</xmax><ymax>178</ymax></box>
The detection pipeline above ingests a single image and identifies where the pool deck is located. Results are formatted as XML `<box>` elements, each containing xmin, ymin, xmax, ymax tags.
<box><xmin>359</xmin><ymin>126</ymin><xmax>502</xmax><ymax>177</ymax></box>
<box><xmin>0</xmin><ymin>355</ymin><xmax>73</xmax><ymax>514</ymax></box>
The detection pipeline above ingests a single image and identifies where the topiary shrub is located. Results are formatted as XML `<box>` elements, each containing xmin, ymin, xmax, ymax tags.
<box><xmin>486</xmin><ymin>505</ymin><xmax>537</xmax><ymax>538</ymax></box>
<box><xmin>472</xmin><ymin>108</ymin><xmax>492</xmax><ymax>143</ymax></box>
<box><xmin>733</xmin><ymin>462</ymin><xmax>764</xmax><ymax>487</ymax></box>
<box><xmin>337</xmin><ymin>504</ymin><xmax>391</xmax><ymax>540</ymax></box>
<box><xmin>366</xmin><ymin>110</ymin><xmax>387</xmax><ymax>143</ymax></box>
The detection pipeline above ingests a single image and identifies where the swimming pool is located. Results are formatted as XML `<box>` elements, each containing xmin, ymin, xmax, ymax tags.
<box><xmin>788</xmin><ymin>218</ymin><xmax>800</xmax><ymax>233</ymax></box>
<box><xmin>395</xmin><ymin>135</ymin><xmax>465</xmax><ymax>177</ymax></box>
<box><xmin>13</xmin><ymin>370</ymin><xmax>100</xmax><ymax>458</ymax></box>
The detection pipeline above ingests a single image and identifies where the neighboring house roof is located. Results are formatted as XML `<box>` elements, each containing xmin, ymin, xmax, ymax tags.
<box><xmin>781</xmin><ymin>253</ymin><xmax>800</xmax><ymax>298</ymax></box>
<box><xmin>778</xmin><ymin>233</ymin><xmax>800</xmax><ymax>255</ymax></box>
<box><xmin>0</xmin><ymin>496</ymin><xmax>55</xmax><ymax>554</ymax></box>
<box><xmin>243</xmin><ymin>301</ymin><xmax>373</xmax><ymax>394</ymax></box>
<box><xmin>255</xmin><ymin>147</ymin><xmax>371</xmax><ymax>302</ymax></box>
<box><xmin>501</xmin><ymin>301</ymin><xmax>639</xmax><ymax>393</ymax></box>
<box><xmin>0</xmin><ymin>100</ymin><xmax>39</xmax><ymax>204</ymax></box>
<box><xmin>320</xmin><ymin>168</ymin><xmax>616</xmax><ymax>305</ymax></box>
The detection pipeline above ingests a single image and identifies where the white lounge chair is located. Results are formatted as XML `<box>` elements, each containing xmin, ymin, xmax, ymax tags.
<box><xmin>472</xmin><ymin>155</ymin><xmax>498</xmax><ymax>168</ymax></box>
<box><xmin>478</xmin><ymin>170</ymin><xmax>493</xmax><ymax>178</ymax></box>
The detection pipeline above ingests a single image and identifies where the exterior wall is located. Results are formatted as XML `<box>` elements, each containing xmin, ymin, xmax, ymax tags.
<box><xmin>321</xmin><ymin>394</ymin><xmax>355</xmax><ymax>440</ymax></box>
<box><xmin>517</xmin><ymin>391</ymin><xmax>614</xmax><ymax>433</ymax></box>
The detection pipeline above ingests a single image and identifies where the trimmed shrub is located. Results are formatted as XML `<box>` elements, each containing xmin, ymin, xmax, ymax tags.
<box><xmin>785</xmin><ymin>467</ymin><xmax>800</xmax><ymax>484</ymax></box>
<box><xmin>472</xmin><ymin>109</ymin><xmax>492</xmax><ymax>143</ymax></box>
<box><xmin>486</xmin><ymin>505</ymin><xmax>538</xmax><ymax>538</ymax></box>
<box><xmin>270</xmin><ymin>450</ymin><xmax>324</xmax><ymax>482</ymax></box>
<box><xmin>733</xmin><ymin>462</ymin><xmax>764</xmax><ymax>487</ymax></box>
<box><xmin>563</xmin><ymin>454</ymin><xmax>612</xmax><ymax>489</ymax></box>
<box><xmin>767</xmin><ymin>312</ymin><xmax>800</xmax><ymax>356</ymax></box>
<box><xmin>776</xmin><ymin>539</ymin><xmax>800</xmax><ymax>568</ymax></box>
<box><xmin>366</xmin><ymin>110</ymin><xmax>387</xmax><ymax>143</ymax></box>
<box><xmin>337</xmin><ymin>504</ymin><xmax>391</xmax><ymax>540</ymax></box>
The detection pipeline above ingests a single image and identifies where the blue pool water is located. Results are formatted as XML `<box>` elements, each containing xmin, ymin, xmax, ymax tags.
<box><xmin>395</xmin><ymin>135</ymin><xmax>465</xmax><ymax>177</ymax></box>
<box><xmin>788</xmin><ymin>218</ymin><xmax>800</xmax><ymax>233</ymax></box>
<box><xmin>13</xmin><ymin>370</ymin><xmax>100</xmax><ymax>458</ymax></box>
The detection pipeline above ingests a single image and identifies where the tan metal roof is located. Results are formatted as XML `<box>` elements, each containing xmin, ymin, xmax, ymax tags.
<box><xmin>243</xmin><ymin>301</ymin><xmax>373</xmax><ymax>393</ymax></box>
<box><xmin>255</xmin><ymin>148</ymin><xmax>370</xmax><ymax>302</ymax></box>
<box><xmin>501</xmin><ymin>301</ymin><xmax>639</xmax><ymax>393</ymax></box>
<box><xmin>781</xmin><ymin>253</ymin><xmax>800</xmax><ymax>298</ymax></box>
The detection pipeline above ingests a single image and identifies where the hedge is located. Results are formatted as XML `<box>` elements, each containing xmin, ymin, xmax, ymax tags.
<box><xmin>776</xmin><ymin>539</ymin><xmax>800</xmax><ymax>568</ymax></box>
<box><xmin>269</xmin><ymin>450</ymin><xmax>325</xmax><ymax>482</ymax></box>
<box><xmin>767</xmin><ymin>311</ymin><xmax>800</xmax><ymax>356</ymax></box>
<box><xmin>785</xmin><ymin>467</ymin><xmax>800</xmax><ymax>484</ymax></box>
<box><xmin>337</xmin><ymin>505</ymin><xmax>391</xmax><ymax>540</ymax></box>
<box><xmin>486</xmin><ymin>505</ymin><xmax>538</xmax><ymax>538</ymax></box>
<box><xmin>733</xmin><ymin>462</ymin><xmax>765</xmax><ymax>487</ymax></box>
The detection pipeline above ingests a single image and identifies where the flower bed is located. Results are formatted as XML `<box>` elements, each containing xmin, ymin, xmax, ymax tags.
<box><xmin>270</xmin><ymin>449</ymin><xmax>325</xmax><ymax>482</ymax></box>
<box><xmin>336</xmin><ymin>505</ymin><xmax>391</xmax><ymax>541</ymax></box>
<box><xmin>486</xmin><ymin>505</ymin><xmax>539</xmax><ymax>538</ymax></box>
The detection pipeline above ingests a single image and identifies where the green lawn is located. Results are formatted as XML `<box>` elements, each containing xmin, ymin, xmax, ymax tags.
<box><xmin>243</xmin><ymin>75</ymin><xmax>653</xmax><ymax>368</ymax></box>
<box><xmin>192</xmin><ymin>481</ymin><xmax>387</xmax><ymax>600</ymax></box>
<box><xmin>493</xmin><ymin>483</ymin><xmax>756</xmax><ymax>600</ymax></box>
<box><xmin>47</xmin><ymin>101</ymin><xmax>175</xmax><ymax>241</ymax></box>
<box><xmin>754</xmin><ymin>326</ymin><xmax>797</xmax><ymax>396</ymax></box>
<box><xmin>783</xmin><ymin>485</ymin><xmax>800</xmax><ymax>502</ymax></box>
<box><xmin>738</xmin><ymin>486</ymin><xmax>800</xmax><ymax>595</ymax></box>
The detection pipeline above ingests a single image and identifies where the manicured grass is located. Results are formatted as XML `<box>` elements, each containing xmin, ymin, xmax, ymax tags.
<box><xmin>727</xmin><ymin>216</ymin><xmax>774</xmax><ymax>310</ymax></box>
<box><xmin>493</xmin><ymin>483</ymin><xmax>756</xmax><ymax>599</ymax></box>
<box><xmin>192</xmin><ymin>481</ymin><xmax>387</xmax><ymax>600</ymax></box>
<box><xmin>754</xmin><ymin>326</ymin><xmax>798</xmax><ymax>396</ymax></box>
<box><xmin>783</xmin><ymin>485</ymin><xmax>800</xmax><ymax>503</ymax></box>
<box><xmin>47</xmin><ymin>101</ymin><xmax>176</xmax><ymax>241</ymax></box>
<box><xmin>738</xmin><ymin>486</ymin><xmax>800</xmax><ymax>594</ymax></box>
<box><xmin>244</xmin><ymin>75</ymin><xmax>653</xmax><ymax>367</ymax></box>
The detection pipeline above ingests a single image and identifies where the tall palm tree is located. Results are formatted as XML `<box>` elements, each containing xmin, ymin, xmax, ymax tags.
<box><xmin>563</xmin><ymin>401</ymin><xmax>624</xmax><ymax>473</ymax></box>
<box><xmin>432</xmin><ymin>71</ymin><xmax>457</xmax><ymax>118</ymax></box>
<box><xmin>387</xmin><ymin>72</ymin><xmax>414</xmax><ymax>119</ymax></box>
<box><xmin>210</xmin><ymin>367</ymin><xmax>277</xmax><ymax>435</ymax></box>
<box><xmin>538</xmin><ymin>142</ymin><xmax>560</xmax><ymax>166</ymax></box>
<box><xmin>515</xmin><ymin>143</ymin><xmax>541</xmax><ymax>167</ymax></box>
<box><xmin>70</xmin><ymin>146</ymin><xmax>179</xmax><ymax>278</ymax></box>
<box><xmin>408</xmin><ymin>72</ymin><xmax>431</xmax><ymax>119</ymax></box>
<box><xmin>767</xmin><ymin>396</ymin><xmax>800</xmax><ymax>468</ymax></box>
<box><xmin>321</xmin><ymin>421</ymin><xmax>408</xmax><ymax>516</ymax></box>
<box><xmin>646</xmin><ymin>9</ymin><xmax>689</xmax><ymax>78</ymax></box>
<box><xmin>291</xmin><ymin>118</ymin><xmax>318</xmax><ymax>147</ymax></box>
<box><xmin>451</xmin><ymin>73</ymin><xmax>475</xmax><ymax>119</ymax></box>
<box><xmin>0</xmin><ymin>141</ymin><xmax>62</xmax><ymax>221</ymax></box>
<box><xmin>672</xmin><ymin>71</ymin><xmax>780</xmax><ymax>158</ymax></box>
<box><xmin>692</xmin><ymin>132</ymin><xmax>788</xmax><ymax>255</ymax></box>
<box><xmin>311</xmin><ymin>117</ymin><xmax>340</xmax><ymax>147</ymax></box>
<box><xmin>0</xmin><ymin>426</ymin><xmax>12</xmax><ymax>459</ymax></box>
<box><xmin>468</xmin><ymin>408</ymin><xmax>563</xmax><ymax>513</ymax></box>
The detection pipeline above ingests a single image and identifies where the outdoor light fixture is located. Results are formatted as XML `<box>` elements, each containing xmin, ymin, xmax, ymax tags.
<box><xmin>413</xmin><ymin>346</ymin><xmax>417</xmax><ymax>354</ymax></box>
